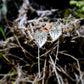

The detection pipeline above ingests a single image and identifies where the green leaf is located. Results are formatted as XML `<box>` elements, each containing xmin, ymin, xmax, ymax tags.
<box><xmin>70</xmin><ymin>1</ymin><xmax>77</xmax><ymax>5</ymax></box>
<box><xmin>11</xmin><ymin>71</ymin><xmax>16</xmax><ymax>74</ymax></box>
<box><xmin>0</xmin><ymin>54</ymin><xmax>3</xmax><ymax>59</ymax></box>
<box><xmin>12</xmin><ymin>82</ymin><xmax>15</xmax><ymax>84</ymax></box>
<box><xmin>0</xmin><ymin>27</ymin><xmax>6</xmax><ymax>40</ymax></box>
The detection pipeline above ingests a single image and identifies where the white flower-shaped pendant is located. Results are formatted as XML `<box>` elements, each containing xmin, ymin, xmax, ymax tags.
<box><xmin>49</xmin><ymin>25</ymin><xmax>62</xmax><ymax>42</ymax></box>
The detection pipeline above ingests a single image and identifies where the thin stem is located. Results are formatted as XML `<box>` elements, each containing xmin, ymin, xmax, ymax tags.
<box><xmin>38</xmin><ymin>46</ymin><xmax>41</xmax><ymax>78</ymax></box>
<box><xmin>55</xmin><ymin>40</ymin><xmax>59</xmax><ymax>65</ymax></box>
<box><xmin>49</xmin><ymin>55</ymin><xmax>61</xmax><ymax>84</ymax></box>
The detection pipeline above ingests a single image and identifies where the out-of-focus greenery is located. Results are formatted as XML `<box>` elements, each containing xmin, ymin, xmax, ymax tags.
<box><xmin>0</xmin><ymin>54</ymin><xmax>3</xmax><ymax>59</ymax></box>
<box><xmin>70</xmin><ymin>0</ymin><xmax>84</xmax><ymax>18</ymax></box>
<box><xmin>61</xmin><ymin>0</ymin><xmax>84</xmax><ymax>18</ymax></box>
<box><xmin>12</xmin><ymin>82</ymin><xmax>15</xmax><ymax>84</ymax></box>
<box><xmin>0</xmin><ymin>27</ymin><xmax>6</xmax><ymax>40</ymax></box>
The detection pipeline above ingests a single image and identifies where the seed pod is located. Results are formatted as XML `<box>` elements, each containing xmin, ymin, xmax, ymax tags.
<box><xmin>49</xmin><ymin>25</ymin><xmax>62</xmax><ymax>42</ymax></box>
<box><xmin>34</xmin><ymin>31</ymin><xmax>47</xmax><ymax>48</ymax></box>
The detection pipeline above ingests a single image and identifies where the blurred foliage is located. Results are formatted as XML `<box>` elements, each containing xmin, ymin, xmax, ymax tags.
<box><xmin>70</xmin><ymin>0</ymin><xmax>84</xmax><ymax>18</ymax></box>
<box><xmin>0</xmin><ymin>27</ymin><xmax>6</xmax><ymax>40</ymax></box>
<box><xmin>64</xmin><ymin>8</ymin><xmax>72</xmax><ymax>17</ymax></box>
<box><xmin>10</xmin><ymin>71</ymin><xmax>17</xmax><ymax>74</ymax></box>
<box><xmin>0</xmin><ymin>53</ymin><xmax>3</xmax><ymax>59</ymax></box>
<box><xmin>12</xmin><ymin>82</ymin><xmax>15</xmax><ymax>84</ymax></box>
